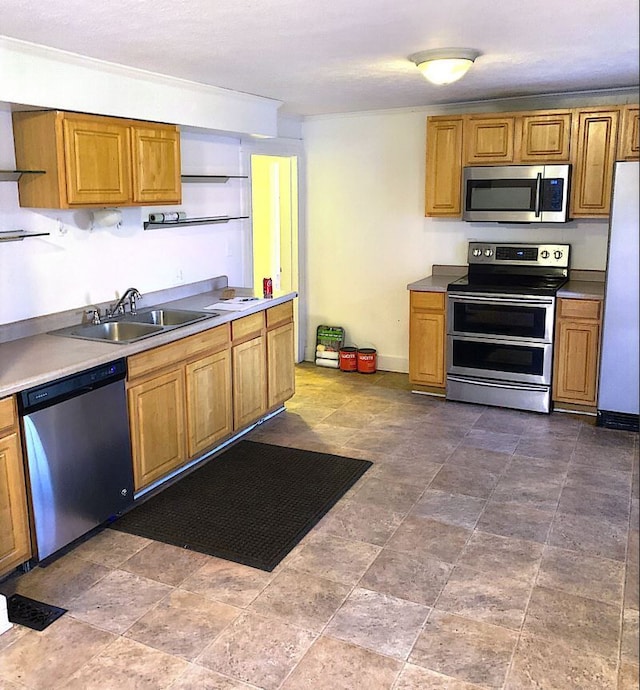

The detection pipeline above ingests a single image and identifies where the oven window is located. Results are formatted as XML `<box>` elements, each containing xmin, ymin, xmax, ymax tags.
<box><xmin>453</xmin><ymin>302</ymin><xmax>547</xmax><ymax>339</ymax></box>
<box><xmin>466</xmin><ymin>179</ymin><xmax>536</xmax><ymax>211</ymax></box>
<box><xmin>452</xmin><ymin>340</ymin><xmax>545</xmax><ymax>376</ymax></box>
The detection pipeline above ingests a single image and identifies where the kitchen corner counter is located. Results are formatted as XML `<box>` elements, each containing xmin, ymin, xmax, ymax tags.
<box><xmin>558</xmin><ymin>281</ymin><xmax>605</xmax><ymax>300</ymax></box>
<box><xmin>0</xmin><ymin>288</ymin><xmax>297</xmax><ymax>398</ymax></box>
<box><xmin>407</xmin><ymin>265</ymin><xmax>467</xmax><ymax>292</ymax></box>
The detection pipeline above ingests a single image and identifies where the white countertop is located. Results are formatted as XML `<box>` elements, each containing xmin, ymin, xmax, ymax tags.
<box><xmin>0</xmin><ymin>288</ymin><xmax>297</xmax><ymax>398</ymax></box>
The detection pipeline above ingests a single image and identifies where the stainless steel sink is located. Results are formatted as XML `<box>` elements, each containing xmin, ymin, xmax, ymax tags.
<box><xmin>49</xmin><ymin>308</ymin><xmax>220</xmax><ymax>344</ymax></box>
<box><xmin>56</xmin><ymin>321</ymin><xmax>165</xmax><ymax>344</ymax></box>
<box><xmin>128</xmin><ymin>308</ymin><xmax>218</xmax><ymax>327</ymax></box>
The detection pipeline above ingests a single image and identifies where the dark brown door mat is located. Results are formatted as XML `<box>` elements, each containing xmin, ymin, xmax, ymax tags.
<box><xmin>111</xmin><ymin>440</ymin><xmax>372</xmax><ymax>571</ymax></box>
<box><xmin>7</xmin><ymin>594</ymin><xmax>66</xmax><ymax>631</ymax></box>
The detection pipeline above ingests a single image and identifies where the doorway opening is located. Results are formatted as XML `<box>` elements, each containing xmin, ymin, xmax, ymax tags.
<box><xmin>250</xmin><ymin>154</ymin><xmax>300</xmax><ymax>359</ymax></box>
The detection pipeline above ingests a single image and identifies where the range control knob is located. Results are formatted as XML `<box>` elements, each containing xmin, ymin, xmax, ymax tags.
<box><xmin>472</xmin><ymin>248</ymin><xmax>482</xmax><ymax>257</ymax></box>
<box><xmin>540</xmin><ymin>250</ymin><xmax>550</xmax><ymax>259</ymax></box>
<box><xmin>554</xmin><ymin>250</ymin><xmax>563</xmax><ymax>260</ymax></box>
<box><xmin>484</xmin><ymin>248</ymin><xmax>494</xmax><ymax>257</ymax></box>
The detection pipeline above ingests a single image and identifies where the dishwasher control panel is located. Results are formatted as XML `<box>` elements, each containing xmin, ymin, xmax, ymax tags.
<box><xmin>20</xmin><ymin>359</ymin><xmax>126</xmax><ymax>412</ymax></box>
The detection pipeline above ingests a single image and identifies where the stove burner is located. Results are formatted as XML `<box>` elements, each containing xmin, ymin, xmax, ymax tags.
<box><xmin>447</xmin><ymin>273</ymin><xmax>568</xmax><ymax>296</ymax></box>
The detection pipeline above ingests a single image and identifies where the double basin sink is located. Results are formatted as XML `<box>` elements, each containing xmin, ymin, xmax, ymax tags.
<box><xmin>50</xmin><ymin>308</ymin><xmax>220</xmax><ymax>344</ymax></box>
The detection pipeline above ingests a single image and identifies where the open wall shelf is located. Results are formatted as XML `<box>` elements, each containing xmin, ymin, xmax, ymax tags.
<box><xmin>181</xmin><ymin>175</ymin><xmax>248</xmax><ymax>183</ymax></box>
<box><xmin>0</xmin><ymin>170</ymin><xmax>46</xmax><ymax>182</ymax></box>
<box><xmin>0</xmin><ymin>230</ymin><xmax>51</xmax><ymax>242</ymax></box>
<box><xmin>144</xmin><ymin>215</ymin><xmax>249</xmax><ymax>230</ymax></box>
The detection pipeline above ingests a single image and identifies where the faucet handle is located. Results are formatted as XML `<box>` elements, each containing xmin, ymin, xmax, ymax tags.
<box><xmin>85</xmin><ymin>307</ymin><xmax>102</xmax><ymax>324</ymax></box>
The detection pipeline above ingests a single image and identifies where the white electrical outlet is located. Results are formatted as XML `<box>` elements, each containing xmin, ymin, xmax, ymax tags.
<box><xmin>176</xmin><ymin>269</ymin><xmax>184</xmax><ymax>283</ymax></box>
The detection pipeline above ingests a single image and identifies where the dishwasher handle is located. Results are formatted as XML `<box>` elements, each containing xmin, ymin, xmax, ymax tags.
<box><xmin>19</xmin><ymin>359</ymin><xmax>127</xmax><ymax>414</ymax></box>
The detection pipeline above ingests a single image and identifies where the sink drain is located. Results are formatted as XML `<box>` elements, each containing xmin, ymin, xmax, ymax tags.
<box><xmin>7</xmin><ymin>594</ymin><xmax>66</xmax><ymax>631</ymax></box>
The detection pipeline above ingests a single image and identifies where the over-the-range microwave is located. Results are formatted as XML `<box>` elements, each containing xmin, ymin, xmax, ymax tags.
<box><xmin>463</xmin><ymin>164</ymin><xmax>571</xmax><ymax>223</ymax></box>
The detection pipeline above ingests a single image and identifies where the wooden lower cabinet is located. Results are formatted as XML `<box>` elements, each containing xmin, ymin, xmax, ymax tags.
<box><xmin>128</xmin><ymin>368</ymin><xmax>187</xmax><ymax>490</ymax></box>
<box><xmin>268</xmin><ymin>321</ymin><xmax>295</xmax><ymax>408</ymax></box>
<box><xmin>127</xmin><ymin>323</ymin><xmax>233</xmax><ymax>491</ymax></box>
<box><xmin>552</xmin><ymin>298</ymin><xmax>602</xmax><ymax>407</ymax></box>
<box><xmin>127</xmin><ymin>302</ymin><xmax>295</xmax><ymax>489</ymax></box>
<box><xmin>186</xmin><ymin>349</ymin><xmax>232</xmax><ymax>457</ymax></box>
<box><xmin>409</xmin><ymin>291</ymin><xmax>446</xmax><ymax>389</ymax></box>
<box><xmin>232</xmin><ymin>336</ymin><xmax>267</xmax><ymax>430</ymax></box>
<box><xmin>0</xmin><ymin>397</ymin><xmax>32</xmax><ymax>576</ymax></box>
<box><xmin>266</xmin><ymin>301</ymin><xmax>296</xmax><ymax>409</ymax></box>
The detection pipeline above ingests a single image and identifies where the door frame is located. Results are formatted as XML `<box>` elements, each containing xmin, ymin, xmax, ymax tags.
<box><xmin>242</xmin><ymin>139</ymin><xmax>306</xmax><ymax>363</ymax></box>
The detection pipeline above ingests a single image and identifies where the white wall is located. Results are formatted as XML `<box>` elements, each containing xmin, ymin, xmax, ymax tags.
<box><xmin>0</xmin><ymin>111</ymin><xmax>250</xmax><ymax>324</ymax></box>
<box><xmin>0</xmin><ymin>37</ymin><xmax>280</xmax><ymax>137</ymax></box>
<box><xmin>303</xmin><ymin>102</ymin><xmax>617</xmax><ymax>373</ymax></box>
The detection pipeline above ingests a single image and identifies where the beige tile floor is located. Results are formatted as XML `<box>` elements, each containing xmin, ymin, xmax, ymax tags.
<box><xmin>1</xmin><ymin>363</ymin><xmax>638</xmax><ymax>689</ymax></box>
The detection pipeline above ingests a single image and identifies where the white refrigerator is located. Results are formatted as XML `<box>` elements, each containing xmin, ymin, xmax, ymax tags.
<box><xmin>597</xmin><ymin>161</ymin><xmax>640</xmax><ymax>431</ymax></box>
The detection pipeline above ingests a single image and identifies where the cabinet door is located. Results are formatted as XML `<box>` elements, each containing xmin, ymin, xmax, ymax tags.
<box><xmin>232</xmin><ymin>336</ymin><xmax>267</xmax><ymax>430</ymax></box>
<box><xmin>128</xmin><ymin>369</ymin><xmax>186</xmax><ymax>490</ymax></box>
<box><xmin>519</xmin><ymin>111</ymin><xmax>572</xmax><ymax>162</ymax></box>
<box><xmin>131</xmin><ymin>125</ymin><xmax>182</xmax><ymax>204</ymax></box>
<box><xmin>409</xmin><ymin>311</ymin><xmax>446</xmax><ymax>387</ymax></box>
<box><xmin>409</xmin><ymin>292</ymin><xmax>446</xmax><ymax>388</ymax></box>
<box><xmin>570</xmin><ymin>108</ymin><xmax>620</xmax><ymax>217</ymax></box>
<box><xmin>62</xmin><ymin>116</ymin><xmax>132</xmax><ymax>206</ymax></box>
<box><xmin>618</xmin><ymin>105</ymin><xmax>639</xmax><ymax>161</ymax></box>
<box><xmin>0</xmin><ymin>432</ymin><xmax>32</xmax><ymax>576</ymax></box>
<box><xmin>553</xmin><ymin>319</ymin><xmax>600</xmax><ymax>404</ymax></box>
<box><xmin>267</xmin><ymin>321</ymin><xmax>295</xmax><ymax>408</ymax></box>
<box><xmin>186</xmin><ymin>349</ymin><xmax>232</xmax><ymax>457</ymax></box>
<box><xmin>425</xmin><ymin>117</ymin><xmax>463</xmax><ymax>217</ymax></box>
<box><xmin>464</xmin><ymin>116</ymin><xmax>516</xmax><ymax>165</ymax></box>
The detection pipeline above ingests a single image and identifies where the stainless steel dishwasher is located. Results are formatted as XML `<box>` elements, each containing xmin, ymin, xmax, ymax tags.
<box><xmin>19</xmin><ymin>359</ymin><xmax>134</xmax><ymax>562</ymax></box>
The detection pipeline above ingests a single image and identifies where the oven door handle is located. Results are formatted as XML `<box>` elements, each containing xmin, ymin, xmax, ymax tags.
<box><xmin>447</xmin><ymin>375</ymin><xmax>547</xmax><ymax>392</ymax></box>
<box><xmin>534</xmin><ymin>172</ymin><xmax>543</xmax><ymax>217</ymax></box>
<box><xmin>448</xmin><ymin>294</ymin><xmax>554</xmax><ymax>306</ymax></box>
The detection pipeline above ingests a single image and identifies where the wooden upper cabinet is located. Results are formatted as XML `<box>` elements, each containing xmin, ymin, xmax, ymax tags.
<box><xmin>570</xmin><ymin>107</ymin><xmax>620</xmax><ymax>217</ymax></box>
<box><xmin>518</xmin><ymin>111</ymin><xmax>572</xmax><ymax>162</ymax></box>
<box><xmin>463</xmin><ymin>115</ymin><xmax>516</xmax><ymax>165</ymax></box>
<box><xmin>131</xmin><ymin>125</ymin><xmax>181</xmax><ymax>203</ymax></box>
<box><xmin>618</xmin><ymin>105</ymin><xmax>639</xmax><ymax>160</ymax></box>
<box><xmin>62</xmin><ymin>115</ymin><xmax>132</xmax><ymax>206</ymax></box>
<box><xmin>12</xmin><ymin>110</ymin><xmax>181</xmax><ymax>209</ymax></box>
<box><xmin>425</xmin><ymin>117</ymin><xmax>463</xmax><ymax>217</ymax></box>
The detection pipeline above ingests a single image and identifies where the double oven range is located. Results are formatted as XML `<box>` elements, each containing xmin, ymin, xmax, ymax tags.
<box><xmin>446</xmin><ymin>242</ymin><xmax>570</xmax><ymax>414</ymax></box>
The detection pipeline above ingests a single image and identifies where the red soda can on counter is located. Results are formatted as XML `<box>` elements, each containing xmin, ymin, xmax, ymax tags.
<box><xmin>263</xmin><ymin>277</ymin><xmax>273</xmax><ymax>298</ymax></box>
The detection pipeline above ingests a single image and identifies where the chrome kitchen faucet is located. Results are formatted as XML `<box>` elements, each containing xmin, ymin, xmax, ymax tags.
<box><xmin>109</xmin><ymin>287</ymin><xmax>142</xmax><ymax>317</ymax></box>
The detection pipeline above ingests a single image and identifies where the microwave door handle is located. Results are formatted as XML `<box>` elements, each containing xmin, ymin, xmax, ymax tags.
<box><xmin>534</xmin><ymin>172</ymin><xmax>542</xmax><ymax>217</ymax></box>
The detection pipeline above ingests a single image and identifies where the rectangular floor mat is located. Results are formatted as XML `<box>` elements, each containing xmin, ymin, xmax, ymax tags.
<box><xmin>112</xmin><ymin>440</ymin><xmax>372</xmax><ymax>571</ymax></box>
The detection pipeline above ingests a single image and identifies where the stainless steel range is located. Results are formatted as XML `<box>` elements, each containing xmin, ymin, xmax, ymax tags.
<box><xmin>446</xmin><ymin>242</ymin><xmax>570</xmax><ymax>414</ymax></box>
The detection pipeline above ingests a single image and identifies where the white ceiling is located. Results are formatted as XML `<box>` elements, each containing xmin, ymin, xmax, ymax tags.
<box><xmin>1</xmin><ymin>0</ymin><xmax>639</xmax><ymax>116</ymax></box>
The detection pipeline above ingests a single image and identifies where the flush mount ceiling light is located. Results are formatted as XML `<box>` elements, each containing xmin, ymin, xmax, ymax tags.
<box><xmin>409</xmin><ymin>48</ymin><xmax>481</xmax><ymax>85</ymax></box>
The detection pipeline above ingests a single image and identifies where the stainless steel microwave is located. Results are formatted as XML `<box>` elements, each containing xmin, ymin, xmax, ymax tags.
<box><xmin>463</xmin><ymin>164</ymin><xmax>571</xmax><ymax>223</ymax></box>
